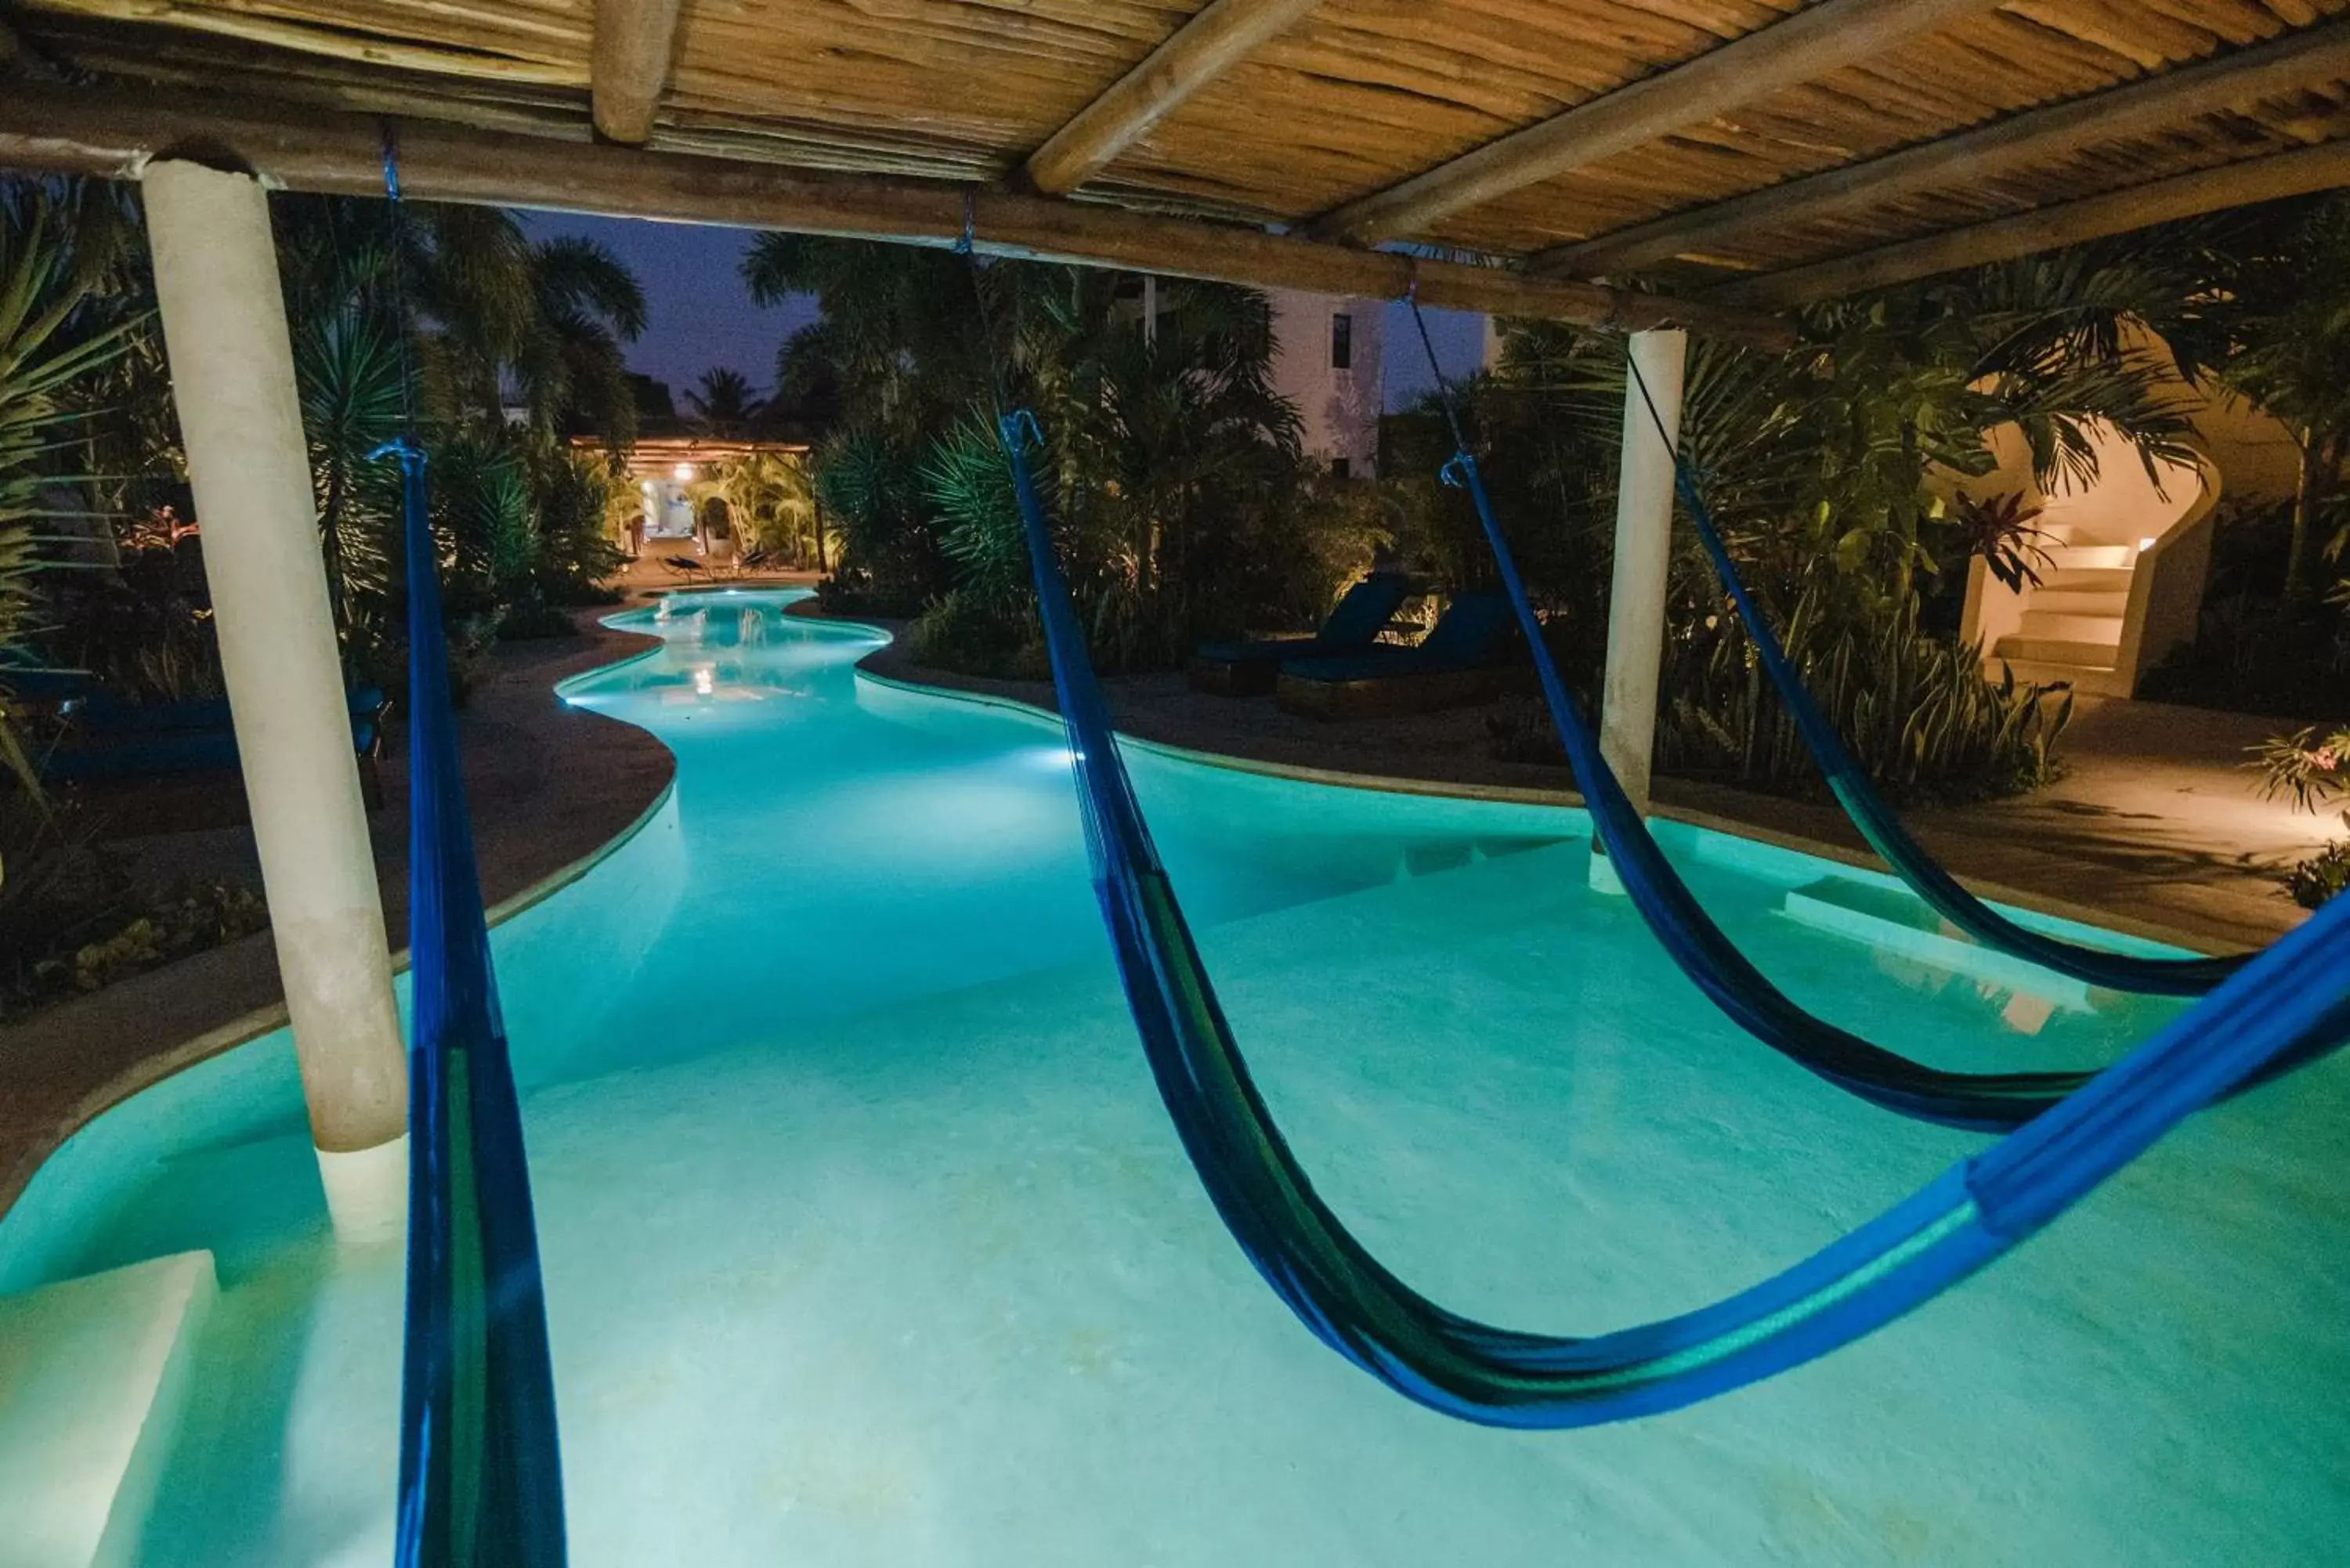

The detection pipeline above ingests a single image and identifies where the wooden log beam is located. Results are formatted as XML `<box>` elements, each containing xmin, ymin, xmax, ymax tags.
<box><xmin>1539</xmin><ymin>19</ymin><xmax>2350</xmax><ymax>279</ymax></box>
<box><xmin>1311</xmin><ymin>0</ymin><xmax>2004</xmax><ymax>246</ymax></box>
<box><xmin>1711</xmin><ymin>138</ymin><xmax>2350</xmax><ymax>307</ymax></box>
<box><xmin>1025</xmin><ymin>0</ymin><xmax>1321</xmax><ymax>195</ymax></box>
<box><xmin>0</xmin><ymin>83</ymin><xmax>1797</xmax><ymax>347</ymax></box>
<box><xmin>591</xmin><ymin>0</ymin><xmax>685</xmax><ymax>144</ymax></box>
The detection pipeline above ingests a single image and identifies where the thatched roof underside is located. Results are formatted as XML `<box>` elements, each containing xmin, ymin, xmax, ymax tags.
<box><xmin>9</xmin><ymin>0</ymin><xmax>2350</xmax><ymax>294</ymax></box>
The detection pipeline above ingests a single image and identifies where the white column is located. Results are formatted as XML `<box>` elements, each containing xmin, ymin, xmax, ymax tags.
<box><xmin>1593</xmin><ymin>328</ymin><xmax>1686</xmax><ymax>891</ymax></box>
<box><xmin>145</xmin><ymin>160</ymin><xmax>407</xmax><ymax>1236</ymax></box>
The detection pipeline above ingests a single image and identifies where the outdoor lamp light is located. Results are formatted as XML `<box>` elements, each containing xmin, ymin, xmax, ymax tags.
<box><xmin>674</xmin><ymin>462</ymin><xmax>697</xmax><ymax>482</ymax></box>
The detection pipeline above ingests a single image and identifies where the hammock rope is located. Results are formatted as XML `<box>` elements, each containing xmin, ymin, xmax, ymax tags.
<box><xmin>1617</xmin><ymin>352</ymin><xmax>2245</xmax><ymax>996</ymax></box>
<box><xmin>378</xmin><ymin>128</ymin><xmax>567</xmax><ymax>1568</ymax></box>
<box><xmin>979</xmin><ymin>273</ymin><xmax>2350</xmax><ymax>1427</ymax></box>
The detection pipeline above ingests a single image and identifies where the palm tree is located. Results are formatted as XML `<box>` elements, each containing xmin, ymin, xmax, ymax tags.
<box><xmin>275</xmin><ymin>197</ymin><xmax>646</xmax><ymax>445</ymax></box>
<box><xmin>684</xmin><ymin>367</ymin><xmax>762</xmax><ymax>435</ymax></box>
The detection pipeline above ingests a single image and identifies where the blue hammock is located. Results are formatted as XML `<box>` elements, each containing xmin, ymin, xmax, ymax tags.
<box><xmin>378</xmin><ymin>146</ymin><xmax>566</xmax><ymax>1567</ymax></box>
<box><xmin>1619</xmin><ymin>362</ymin><xmax>2245</xmax><ymax>997</ymax></box>
<box><xmin>995</xmin><ymin>400</ymin><xmax>2350</xmax><ymax>1427</ymax></box>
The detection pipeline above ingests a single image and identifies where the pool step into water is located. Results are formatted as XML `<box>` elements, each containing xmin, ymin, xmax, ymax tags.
<box><xmin>1780</xmin><ymin>876</ymin><xmax>2098</xmax><ymax>1017</ymax></box>
<box><xmin>0</xmin><ymin>1251</ymin><xmax>218</xmax><ymax>1568</ymax></box>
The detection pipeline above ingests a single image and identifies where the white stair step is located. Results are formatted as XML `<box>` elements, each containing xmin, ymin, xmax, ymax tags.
<box><xmin>0</xmin><ymin>1252</ymin><xmax>217</xmax><ymax>1567</ymax></box>
<box><xmin>2019</xmin><ymin>609</ymin><xmax>2124</xmax><ymax>644</ymax></box>
<box><xmin>2029</xmin><ymin>589</ymin><xmax>2129</xmax><ymax>617</ymax></box>
<box><xmin>1781</xmin><ymin>878</ymin><xmax>2094</xmax><ymax>1014</ymax></box>
<box><xmin>1994</xmin><ymin>634</ymin><xmax>2120</xmax><ymax>670</ymax></box>
<box><xmin>2038</xmin><ymin>566</ymin><xmax>2133</xmax><ymax>594</ymax></box>
<box><xmin>2043</xmin><ymin>544</ymin><xmax>2135</xmax><ymax>572</ymax></box>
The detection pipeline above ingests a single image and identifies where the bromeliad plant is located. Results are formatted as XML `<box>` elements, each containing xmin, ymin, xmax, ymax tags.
<box><xmin>1950</xmin><ymin>490</ymin><xmax>2055</xmax><ymax>593</ymax></box>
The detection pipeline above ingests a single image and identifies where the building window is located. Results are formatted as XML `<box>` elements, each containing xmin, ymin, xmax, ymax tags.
<box><xmin>1331</xmin><ymin>312</ymin><xmax>1352</xmax><ymax>370</ymax></box>
<box><xmin>1330</xmin><ymin>457</ymin><xmax>1351</xmax><ymax>480</ymax></box>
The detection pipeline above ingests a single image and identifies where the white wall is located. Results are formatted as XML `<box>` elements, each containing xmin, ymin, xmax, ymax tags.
<box><xmin>1266</xmin><ymin>288</ymin><xmax>1383</xmax><ymax>475</ymax></box>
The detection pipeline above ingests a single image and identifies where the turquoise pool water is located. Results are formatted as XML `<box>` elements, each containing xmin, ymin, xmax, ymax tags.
<box><xmin>5</xmin><ymin>588</ymin><xmax>2345</xmax><ymax>1564</ymax></box>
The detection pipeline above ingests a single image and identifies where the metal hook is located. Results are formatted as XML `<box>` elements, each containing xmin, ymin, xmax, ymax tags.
<box><xmin>379</xmin><ymin>121</ymin><xmax>401</xmax><ymax>204</ymax></box>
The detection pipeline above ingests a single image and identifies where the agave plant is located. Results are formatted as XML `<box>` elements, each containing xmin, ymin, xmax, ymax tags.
<box><xmin>0</xmin><ymin>190</ymin><xmax>144</xmax><ymax>790</ymax></box>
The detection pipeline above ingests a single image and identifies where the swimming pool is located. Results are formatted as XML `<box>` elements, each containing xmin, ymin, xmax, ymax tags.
<box><xmin>5</xmin><ymin>588</ymin><xmax>2345</xmax><ymax>1564</ymax></box>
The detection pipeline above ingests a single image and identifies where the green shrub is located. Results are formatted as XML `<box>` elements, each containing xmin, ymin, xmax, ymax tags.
<box><xmin>496</xmin><ymin>593</ymin><xmax>581</xmax><ymax>641</ymax></box>
<box><xmin>2284</xmin><ymin>825</ymin><xmax>2350</xmax><ymax>909</ymax></box>
<box><xmin>1656</xmin><ymin>591</ymin><xmax>2073</xmax><ymax>806</ymax></box>
<box><xmin>906</xmin><ymin>589</ymin><xmax>1047</xmax><ymax>680</ymax></box>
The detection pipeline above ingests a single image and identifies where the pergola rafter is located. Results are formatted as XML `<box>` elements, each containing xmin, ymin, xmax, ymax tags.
<box><xmin>1023</xmin><ymin>0</ymin><xmax>1322</xmax><ymax>197</ymax></box>
<box><xmin>1307</xmin><ymin>0</ymin><xmax>2009</xmax><ymax>247</ymax></box>
<box><xmin>0</xmin><ymin>1</ymin><xmax>2346</xmax><ymax>322</ymax></box>
<box><xmin>1538</xmin><ymin>16</ymin><xmax>2350</xmax><ymax>282</ymax></box>
<box><xmin>0</xmin><ymin>83</ymin><xmax>1798</xmax><ymax>347</ymax></box>
<box><xmin>591</xmin><ymin>0</ymin><xmax>685</xmax><ymax>145</ymax></box>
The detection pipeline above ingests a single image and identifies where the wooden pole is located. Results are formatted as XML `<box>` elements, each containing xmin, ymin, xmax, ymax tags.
<box><xmin>1712</xmin><ymin>139</ymin><xmax>2350</xmax><ymax>308</ymax></box>
<box><xmin>1025</xmin><ymin>0</ymin><xmax>1321</xmax><ymax>196</ymax></box>
<box><xmin>1310</xmin><ymin>0</ymin><xmax>2003</xmax><ymax>246</ymax></box>
<box><xmin>0</xmin><ymin>84</ymin><xmax>1796</xmax><ymax>347</ymax></box>
<box><xmin>1538</xmin><ymin>20</ymin><xmax>2350</xmax><ymax>279</ymax></box>
<box><xmin>591</xmin><ymin>0</ymin><xmax>686</xmax><ymax>145</ymax></box>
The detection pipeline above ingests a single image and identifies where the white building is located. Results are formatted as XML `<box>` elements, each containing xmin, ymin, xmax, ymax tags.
<box><xmin>1265</xmin><ymin>288</ymin><xmax>1383</xmax><ymax>479</ymax></box>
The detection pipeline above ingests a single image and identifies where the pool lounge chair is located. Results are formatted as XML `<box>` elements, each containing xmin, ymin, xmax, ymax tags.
<box><xmin>1276</xmin><ymin>591</ymin><xmax>1518</xmax><ymax>720</ymax></box>
<box><xmin>1188</xmin><ymin>572</ymin><xmax>1412</xmax><ymax>696</ymax></box>
<box><xmin>44</xmin><ymin>685</ymin><xmax>392</xmax><ymax>807</ymax></box>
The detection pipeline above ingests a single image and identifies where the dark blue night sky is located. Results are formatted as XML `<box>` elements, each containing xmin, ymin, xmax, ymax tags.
<box><xmin>519</xmin><ymin>210</ymin><xmax>1481</xmax><ymax>414</ymax></box>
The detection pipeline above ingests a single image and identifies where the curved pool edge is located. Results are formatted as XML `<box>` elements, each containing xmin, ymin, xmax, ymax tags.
<box><xmin>0</xmin><ymin>620</ymin><xmax>689</xmax><ymax>1230</ymax></box>
<box><xmin>841</xmin><ymin>643</ymin><xmax>2231</xmax><ymax>963</ymax></box>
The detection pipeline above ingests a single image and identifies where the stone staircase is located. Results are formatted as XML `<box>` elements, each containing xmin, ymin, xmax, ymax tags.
<box><xmin>1989</xmin><ymin>524</ymin><xmax>2139</xmax><ymax>689</ymax></box>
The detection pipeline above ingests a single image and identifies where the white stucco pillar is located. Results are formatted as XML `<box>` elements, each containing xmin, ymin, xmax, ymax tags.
<box><xmin>1593</xmin><ymin>328</ymin><xmax>1686</xmax><ymax>892</ymax></box>
<box><xmin>145</xmin><ymin>159</ymin><xmax>407</xmax><ymax>1237</ymax></box>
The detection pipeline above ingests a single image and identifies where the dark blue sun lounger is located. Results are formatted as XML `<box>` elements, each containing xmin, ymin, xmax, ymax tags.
<box><xmin>1188</xmin><ymin>571</ymin><xmax>1412</xmax><ymax>695</ymax></box>
<box><xmin>1277</xmin><ymin>590</ymin><xmax>1518</xmax><ymax>719</ymax></box>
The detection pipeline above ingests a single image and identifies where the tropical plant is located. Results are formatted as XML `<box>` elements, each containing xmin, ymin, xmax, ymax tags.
<box><xmin>2283</xmin><ymin>826</ymin><xmax>2350</xmax><ymax>910</ymax></box>
<box><xmin>1950</xmin><ymin>490</ymin><xmax>2055</xmax><ymax>592</ymax></box>
<box><xmin>753</xmin><ymin>238</ymin><xmax>1331</xmax><ymax>670</ymax></box>
<box><xmin>2164</xmin><ymin>195</ymin><xmax>2350</xmax><ymax>604</ymax></box>
<box><xmin>2251</xmin><ymin>723</ymin><xmax>2350</xmax><ymax>814</ymax></box>
<box><xmin>1658</xmin><ymin>589</ymin><xmax>2073</xmax><ymax>805</ymax></box>
<box><xmin>0</xmin><ymin>188</ymin><xmax>145</xmax><ymax>782</ymax></box>
<box><xmin>703</xmin><ymin>449</ymin><xmax>818</xmax><ymax>563</ymax></box>
<box><xmin>0</xmin><ymin>186</ymin><xmax>148</xmax><ymax>1005</ymax></box>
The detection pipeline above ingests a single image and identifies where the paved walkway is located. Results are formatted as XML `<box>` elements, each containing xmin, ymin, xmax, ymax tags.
<box><xmin>2</xmin><ymin>586</ymin><xmax>2326</xmax><ymax>1221</ymax></box>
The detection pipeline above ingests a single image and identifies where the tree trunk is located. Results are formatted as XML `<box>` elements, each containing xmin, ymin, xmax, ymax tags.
<box><xmin>2287</xmin><ymin>431</ymin><xmax>2321</xmax><ymax>605</ymax></box>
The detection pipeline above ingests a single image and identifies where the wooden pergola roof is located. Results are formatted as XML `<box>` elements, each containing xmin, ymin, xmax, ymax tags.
<box><xmin>3</xmin><ymin>1</ymin><xmax>2348</xmax><ymax>341</ymax></box>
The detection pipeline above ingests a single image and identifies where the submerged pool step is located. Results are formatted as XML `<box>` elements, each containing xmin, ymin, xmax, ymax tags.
<box><xmin>0</xmin><ymin>1251</ymin><xmax>218</xmax><ymax>1568</ymax></box>
<box><xmin>1780</xmin><ymin>877</ymin><xmax>2095</xmax><ymax>1014</ymax></box>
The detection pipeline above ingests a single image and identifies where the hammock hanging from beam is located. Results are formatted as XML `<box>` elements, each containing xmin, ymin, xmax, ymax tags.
<box><xmin>1389</xmin><ymin>299</ymin><xmax>2326</xmax><ymax>1128</ymax></box>
<box><xmin>1618</xmin><ymin>355</ymin><xmax>2247</xmax><ymax>998</ymax></box>
<box><xmin>990</xmin><ymin>390</ymin><xmax>2350</xmax><ymax>1429</ymax></box>
<box><xmin>378</xmin><ymin>135</ymin><xmax>567</xmax><ymax>1568</ymax></box>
